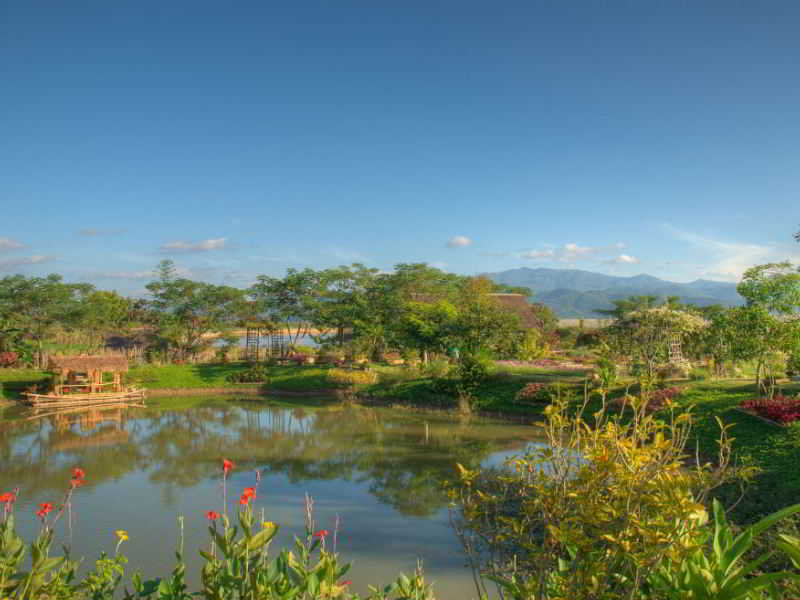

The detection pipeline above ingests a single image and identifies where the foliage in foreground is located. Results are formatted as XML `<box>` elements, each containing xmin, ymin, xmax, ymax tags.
<box><xmin>0</xmin><ymin>468</ymin><xmax>434</xmax><ymax>600</ymax></box>
<box><xmin>449</xmin><ymin>387</ymin><xmax>800</xmax><ymax>599</ymax></box>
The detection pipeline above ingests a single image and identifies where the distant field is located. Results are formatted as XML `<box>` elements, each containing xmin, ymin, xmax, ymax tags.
<box><xmin>556</xmin><ymin>318</ymin><xmax>614</xmax><ymax>329</ymax></box>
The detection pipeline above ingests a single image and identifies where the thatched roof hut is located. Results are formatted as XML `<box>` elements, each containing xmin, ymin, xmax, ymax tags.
<box><xmin>49</xmin><ymin>355</ymin><xmax>129</xmax><ymax>374</ymax></box>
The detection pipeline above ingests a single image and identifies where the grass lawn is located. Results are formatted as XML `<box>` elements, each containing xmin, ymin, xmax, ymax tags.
<box><xmin>127</xmin><ymin>362</ymin><xmax>334</xmax><ymax>391</ymax></box>
<box><xmin>0</xmin><ymin>368</ymin><xmax>52</xmax><ymax>400</ymax></box>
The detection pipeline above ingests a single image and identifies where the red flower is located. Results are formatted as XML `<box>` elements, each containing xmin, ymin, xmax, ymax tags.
<box><xmin>70</xmin><ymin>478</ymin><xmax>85</xmax><ymax>488</ymax></box>
<box><xmin>242</xmin><ymin>487</ymin><xmax>256</xmax><ymax>499</ymax></box>
<box><xmin>36</xmin><ymin>502</ymin><xmax>54</xmax><ymax>518</ymax></box>
<box><xmin>72</xmin><ymin>467</ymin><xmax>85</xmax><ymax>479</ymax></box>
<box><xmin>239</xmin><ymin>495</ymin><xmax>250</xmax><ymax>505</ymax></box>
<box><xmin>339</xmin><ymin>580</ymin><xmax>352</xmax><ymax>586</ymax></box>
<box><xmin>222</xmin><ymin>459</ymin><xmax>235</xmax><ymax>474</ymax></box>
<box><xmin>313</xmin><ymin>529</ymin><xmax>330</xmax><ymax>538</ymax></box>
<box><xmin>206</xmin><ymin>510</ymin><xmax>220</xmax><ymax>520</ymax></box>
<box><xmin>0</xmin><ymin>492</ymin><xmax>14</xmax><ymax>504</ymax></box>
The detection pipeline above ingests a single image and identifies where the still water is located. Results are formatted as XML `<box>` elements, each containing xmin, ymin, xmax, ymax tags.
<box><xmin>0</xmin><ymin>397</ymin><xmax>543</xmax><ymax>599</ymax></box>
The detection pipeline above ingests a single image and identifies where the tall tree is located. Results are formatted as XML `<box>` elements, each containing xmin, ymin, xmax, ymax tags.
<box><xmin>0</xmin><ymin>274</ymin><xmax>94</xmax><ymax>366</ymax></box>
<box><xmin>146</xmin><ymin>260</ymin><xmax>247</xmax><ymax>361</ymax></box>
<box><xmin>249</xmin><ymin>268</ymin><xmax>329</xmax><ymax>347</ymax></box>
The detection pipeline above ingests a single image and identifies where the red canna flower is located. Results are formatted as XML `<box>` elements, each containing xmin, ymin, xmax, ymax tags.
<box><xmin>222</xmin><ymin>459</ymin><xmax>235</xmax><ymax>474</ymax></box>
<box><xmin>239</xmin><ymin>495</ymin><xmax>250</xmax><ymax>505</ymax></box>
<box><xmin>313</xmin><ymin>529</ymin><xmax>330</xmax><ymax>538</ymax></box>
<box><xmin>242</xmin><ymin>487</ymin><xmax>256</xmax><ymax>499</ymax></box>
<box><xmin>36</xmin><ymin>502</ymin><xmax>54</xmax><ymax>518</ymax></box>
<box><xmin>206</xmin><ymin>510</ymin><xmax>220</xmax><ymax>520</ymax></box>
<box><xmin>70</xmin><ymin>478</ymin><xmax>85</xmax><ymax>488</ymax></box>
<box><xmin>72</xmin><ymin>467</ymin><xmax>85</xmax><ymax>479</ymax></box>
<box><xmin>0</xmin><ymin>492</ymin><xmax>14</xmax><ymax>504</ymax></box>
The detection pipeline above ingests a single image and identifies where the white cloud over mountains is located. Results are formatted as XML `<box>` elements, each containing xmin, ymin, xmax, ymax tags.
<box><xmin>520</xmin><ymin>242</ymin><xmax>635</xmax><ymax>264</ymax></box>
<box><xmin>665</xmin><ymin>225</ymin><xmax>800</xmax><ymax>281</ymax></box>
<box><xmin>160</xmin><ymin>238</ymin><xmax>227</xmax><ymax>252</ymax></box>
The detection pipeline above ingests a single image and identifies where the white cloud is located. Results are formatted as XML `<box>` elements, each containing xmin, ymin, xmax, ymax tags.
<box><xmin>606</xmin><ymin>254</ymin><xmax>640</xmax><ymax>264</ymax></box>
<box><xmin>0</xmin><ymin>237</ymin><xmax>23</xmax><ymax>251</ymax></box>
<box><xmin>446</xmin><ymin>236</ymin><xmax>472</xmax><ymax>248</ymax></box>
<box><xmin>521</xmin><ymin>249</ymin><xmax>555</xmax><ymax>259</ymax></box>
<box><xmin>0</xmin><ymin>255</ymin><xmax>55</xmax><ymax>271</ymax></box>
<box><xmin>93</xmin><ymin>270</ymin><xmax>154</xmax><ymax>280</ymax></box>
<box><xmin>664</xmin><ymin>225</ymin><xmax>800</xmax><ymax>281</ymax></box>
<box><xmin>160</xmin><ymin>238</ymin><xmax>227</xmax><ymax>252</ymax></box>
<box><xmin>520</xmin><ymin>243</ymin><xmax>628</xmax><ymax>263</ymax></box>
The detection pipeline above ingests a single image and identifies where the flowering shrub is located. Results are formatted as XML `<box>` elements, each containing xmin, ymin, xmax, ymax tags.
<box><xmin>327</xmin><ymin>368</ymin><xmax>378</xmax><ymax>389</ymax></box>
<box><xmin>0</xmin><ymin>351</ymin><xmax>18</xmax><ymax>367</ymax></box>
<box><xmin>514</xmin><ymin>382</ymin><xmax>554</xmax><ymax>404</ymax></box>
<box><xmin>0</xmin><ymin>461</ymin><xmax>436</xmax><ymax>599</ymax></box>
<box><xmin>225</xmin><ymin>364</ymin><xmax>270</xmax><ymax>383</ymax></box>
<box><xmin>742</xmin><ymin>395</ymin><xmax>800</xmax><ymax>424</ymax></box>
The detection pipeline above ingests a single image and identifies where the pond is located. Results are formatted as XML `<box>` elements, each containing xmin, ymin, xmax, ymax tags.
<box><xmin>0</xmin><ymin>397</ymin><xmax>544</xmax><ymax>599</ymax></box>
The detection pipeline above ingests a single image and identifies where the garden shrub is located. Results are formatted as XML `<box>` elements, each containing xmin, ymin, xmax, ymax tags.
<box><xmin>326</xmin><ymin>368</ymin><xmax>378</xmax><ymax>395</ymax></box>
<box><xmin>514</xmin><ymin>382</ymin><xmax>554</xmax><ymax>405</ymax></box>
<box><xmin>656</xmin><ymin>362</ymin><xmax>689</xmax><ymax>381</ymax></box>
<box><xmin>448</xmin><ymin>392</ymin><xmax>782</xmax><ymax>600</ymax></box>
<box><xmin>225</xmin><ymin>364</ymin><xmax>269</xmax><ymax>383</ymax></box>
<box><xmin>689</xmin><ymin>366</ymin><xmax>711</xmax><ymax>380</ymax></box>
<box><xmin>422</xmin><ymin>359</ymin><xmax>451</xmax><ymax>379</ymax></box>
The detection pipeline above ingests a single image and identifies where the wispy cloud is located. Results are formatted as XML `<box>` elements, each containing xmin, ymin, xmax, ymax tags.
<box><xmin>446</xmin><ymin>235</ymin><xmax>472</xmax><ymax>248</ymax></box>
<box><xmin>78</xmin><ymin>228</ymin><xmax>127</xmax><ymax>236</ymax></box>
<box><xmin>0</xmin><ymin>255</ymin><xmax>55</xmax><ymax>271</ymax></box>
<box><xmin>160</xmin><ymin>238</ymin><xmax>227</xmax><ymax>253</ymax></box>
<box><xmin>0</xmin><ymin>237</ymin><xmax>24</xmax><ymax>251</ymax></box>
<box><xmin>664</xmin><ymin>225</ymin><xmax>799</xmax><ymax>281</ymax></box>
<box><xmin>521</xmin><ymin>242</ymin><xmax>627</xmax><ymax>263</ymax></box>
<box><xmin>605</xmin><ymin>254</ymin><xmax>640</xmax><ymax>265</ymax></box>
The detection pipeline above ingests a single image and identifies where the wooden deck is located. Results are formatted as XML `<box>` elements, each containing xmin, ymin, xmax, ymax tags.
<box><xmin>21</xmin><ymin>388</ymin><xmax>146</xmax><ymax>408</ymax></box>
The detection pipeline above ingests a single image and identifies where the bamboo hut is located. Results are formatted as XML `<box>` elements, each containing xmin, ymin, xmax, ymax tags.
<box><xmin>21</xmin><ymin>355</ymin><xmax>145</xmax><ymax>407</ymax></box>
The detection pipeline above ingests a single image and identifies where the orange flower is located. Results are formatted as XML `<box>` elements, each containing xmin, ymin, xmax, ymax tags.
<box><xmin>36</xmin><ymin>502</ymin><xmax>54</xmax><ymax>518</ymax></box>
<box><xmin>72</xmin><ymin>467</ymin><xmax>85</xmax><ymax>479</ymax></box>
<box><xmin>0</xmin><ymin>492</ymin><xmax>14</xmax><ymax>504</ymax></box>
<box><xmin>242</xmin><ymin>487</ymin><xmax>256</xmax><ymax>499</ymax></box>
<box><xmin>239</xmin><ymin>495</ymin><xmax>250</xmax><ymax>505</ymax></box>
<box><xmin>222</xmin><ymin>459</ymin><xmax>235</xmax><ymax>474</ymax></box>
<box><xmin>313</xmin><ymin>529</ymin><xmax>330</xmax><ymax>538</ymax></box>
<box><xmin>206</xmin><ymin>510</ymin><xmax>220</xmax><ymax>520</ymax></box>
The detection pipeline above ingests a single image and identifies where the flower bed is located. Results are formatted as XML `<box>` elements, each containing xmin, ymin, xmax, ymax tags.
<box><xmin>741</xmin><ymin>395</ymin><xmax>800</xmax><ymax>425</ymax></box>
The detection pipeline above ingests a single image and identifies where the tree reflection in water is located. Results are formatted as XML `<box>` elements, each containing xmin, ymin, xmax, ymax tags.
<box><xmin>0</xmin><ymin>398</ymin><xmax>540</xmax><ymax>517</ymax></box>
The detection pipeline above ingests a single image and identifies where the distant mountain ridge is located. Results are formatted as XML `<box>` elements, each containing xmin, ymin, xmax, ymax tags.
<box><xmin>484</xmin><ymin>267</ymin><xmax>743</xmax><ymax>318</ymax></box>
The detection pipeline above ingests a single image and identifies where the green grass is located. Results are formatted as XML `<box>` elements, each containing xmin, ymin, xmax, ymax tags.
<box><xmin>127</xmin><ymin>362</ymin><xmax>334</xmax><ymax>392</ymax></box>
<box><xmin>0</xmin><ymin>368</ymin><xmax>52</xmax><ymax>400</ymax></box>
<box><xmin>672</xmin><ymin>379</ymin><xmax>800</xmax><ymax>523</ymax></box>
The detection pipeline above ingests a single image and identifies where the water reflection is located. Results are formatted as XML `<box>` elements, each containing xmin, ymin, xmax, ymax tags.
<box><xmin>0</xmin><ymin>398</ymin><xmax>543</xmax><ymax>598</ymax></box>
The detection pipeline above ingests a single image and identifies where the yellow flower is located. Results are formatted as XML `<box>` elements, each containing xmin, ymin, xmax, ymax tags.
<box><xmin>262</xmin><ymin>521</ymin><xmax>275</xmax><ymax>530</ymax></box>
<box><xmin>115</xmin><ymin>529</ymin><xmax>129</xmax><ymax>542</ymax></box>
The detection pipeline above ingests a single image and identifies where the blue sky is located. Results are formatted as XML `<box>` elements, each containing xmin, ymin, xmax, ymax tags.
<box><xmin>2</xmin><ymin>1</ymin><xmax>799</xmax><ymax>293</ymax></box>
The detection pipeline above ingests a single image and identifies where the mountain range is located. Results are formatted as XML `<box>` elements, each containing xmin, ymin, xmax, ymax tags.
<box><xmin>484</xmin><ymin>268</ymin><xmax>743</xmax><ymax>317</ymax></box>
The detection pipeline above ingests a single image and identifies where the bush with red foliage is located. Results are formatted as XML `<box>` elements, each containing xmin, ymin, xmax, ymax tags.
<box><xmin>741</xmin><ymin>395</ymin><xmax>800</xmax><ymax>424</ymax></box>
<box><xmin>0</xmin><ymin>352</ymin><xmax>18</xmax><ymax>367</ymax></box>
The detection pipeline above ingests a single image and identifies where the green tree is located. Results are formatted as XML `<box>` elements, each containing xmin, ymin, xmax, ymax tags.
<box><xmin>146</xmin><ymin>261</ymin><xmax>247</xmax><ymax>361</ymax></box>
<box><xmin>737</xmin><ymin>262</ymin><xmax>800</xmax><ymax>316</ymax></box>
<box><xmin>0</xmin><ymin>274</ymin><xmax>94</xmax><ymax>366</ymax></box>
<box><xmin>249</xmin><ymin>268</ymin><xmax>329</xmax><ymax>347</ymax></box>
